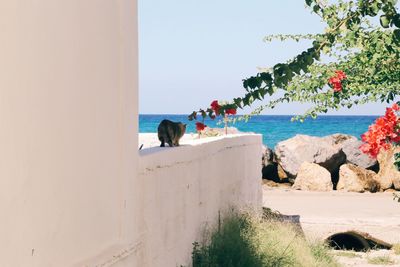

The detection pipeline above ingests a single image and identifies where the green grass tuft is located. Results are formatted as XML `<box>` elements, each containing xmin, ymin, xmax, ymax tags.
<box><xmin>191</xmin><ymin>210</ymin><xmax>339</xmax><ymax>267</ymax></box>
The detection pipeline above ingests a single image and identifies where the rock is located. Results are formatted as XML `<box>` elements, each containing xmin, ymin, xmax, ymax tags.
<box><xmin>262</xmin><ymin>179</ymin><xmax>292</xmax><ymax>188</ymax></box>
<box><xmin>377</xmin><ymin>147</ymin><xmax>400</xmax><ymax>190</ymax></box>
<box><xmin>337</xmin><ymin>164</ymin><xmax>380</xmax><ymax>193</ymax></box>
<box><xmin>262</xmin><ymin>146</ymin><xmax>275</xmax><ymax>166</ymax></box>
<box><xmin>324</xmin><ymin>134</ymin><xmax>378</xmax><ymax>170</ymax></box>
<box><xmin>277</xmin><ymin>163</ymin><xmax>288</xmax><ymax>180</ymax></box>
<box><xmin>342</xmin><ymin>139</ymin><xmax>378</xmax><ymax>170</ymax></box>
<box><xmin>323</xmin><ymin>133</ymin><xmax>357</xmax><ymax>146</ymax></box>
<box><xmin>323</xmin><ymin>134</ymin><xmax>378</xmax><ymax>170</ymax></box>
<box><xmin>292</xmin><ymin>162</ymin><xmax>333</xmax><ymax>191</ymax></box>
<box><xmin>275</xmin><ymin>134</ymin><xmax>346</xmax><ymax>177</ymax></box>
<box><xmin>262</xmin><ymin>146</ymin><xmax>277</xmax><ymax>181</ymax></box>
<box><xmin>262</xmin><ymin>146</ymin><xmax>289</xmax><ymax>182</ymax></box>
<box><xmin>384</xmin><ymin>188</ymin><xmax>397</xmax><ymax>193</ymax></box>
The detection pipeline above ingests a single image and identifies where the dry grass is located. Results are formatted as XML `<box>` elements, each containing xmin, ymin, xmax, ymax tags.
<box><xmin>367</xmin><ymin>255</ymin><xmax>395</xmax><ymax>265</ymax></box>
<box><xmin>191</xmin><ymin>210</ymin><xmax>339</xmax><ymax>267</ymax></box>
<box><xmin>334</xmin><ymin>250</ymin><xmax>362</xmax><ymax>258</ymax></box>
<box><xmin>392</xmin><ymin>243</ymin><xmax>400</xmax><ymax>255</ymax></box>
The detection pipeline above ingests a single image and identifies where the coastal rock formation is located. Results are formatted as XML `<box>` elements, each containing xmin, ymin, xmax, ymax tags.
<box><xmin>323</xmin><ymin>133</ymin><xmax>356</xmax><ymax>146</ymax></box>
<box><xmin>324</xmin><ymin>134</ymin><xmax>378</xmax><ymax>170</ymax></box>
<box><xmin>342</xmin><ymin>139</ymin><xmax>378</xmax><ymax>170</ymax></box>
<box><xmin>337</xmin><ymin>164</ymin><xmax>380</xmax><ymax>193</ymax></box>
<box><xmin>275</xmin><ymin>135</ymin><xmax>346</xmax><ymax>177</ymax></box>
<box><xmin>377</xmin><ymin>147</ymin><xmax>400</xmax><ymax>190</ymax></box>
<box><xmin>292</xmin><ymin>162</ymin><xmax>333</xmax><ymax>191</ymax></box>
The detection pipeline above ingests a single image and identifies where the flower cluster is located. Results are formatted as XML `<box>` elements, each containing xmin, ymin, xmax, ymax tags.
<box><xmin>328</xmin><ymin>70</ymin><xmax>347</xmax><ymax>92</ymax></box>
<box><xmin>193</xmin><ymin>100</ymin><xmax>238</xmax><ymax>134</ymax></box>
<box><xmin>360</xmin><ymin>103</ymin><xmax>400</xmax><ymax>158</ymax></box>
<box><xmin>210</xmin><ymin>100</ymin><xmax>221</xmax><ymax>116</ymax></box>
<box><xmin>196</xmin><ymin>122</ymin><xmax>206</xmax><ymax>131</ymax></box>
<box><xmin>210</xmin><ymin>100</ymin><xmax>237</xmax><ymax>117</ymax></box>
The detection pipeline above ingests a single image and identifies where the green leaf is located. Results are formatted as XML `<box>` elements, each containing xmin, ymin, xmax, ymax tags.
<box><xmin>380</xmin><ymin>15</ymin><xmax>391</xmax><ymax>28</ymax></box>
<box><xmin>289</xmin><ymin>62</ymin><xmax>302</xmax><ymax>75</ymax></box>
<box><xmin>234</xmin><ymin>98</ymin><xmax>243</xmax><ymax>109</ymax></box>
<box><xmin>393</xmin><ymin>14</ymin><xmax>400</xmax><ymax>28</ymax></box>
<box><xmin>394</xmin><ymin>29</ymin><xmax>400</xmax><ymax>43</ymax></box>
<box><xmin>199</xmin><ymin>109</ymin><xmax>207</xmax><ymax>119</ymax></box>
<box><xmin>260</xmin><ymin>72</ymin><xmax>273</xmax><ymax>84</ymax></box>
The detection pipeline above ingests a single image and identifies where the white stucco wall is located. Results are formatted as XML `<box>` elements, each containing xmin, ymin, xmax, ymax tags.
<box><xmin>0</xmin><ymin>1</ymin><xmax>263</xmax><ymax>266</ymax></box>
<box><xmin>138</xmin><ymin>134</ymin><xmax>263</xmax><ymax>267</ymax></box>
<box><xmin>0</xmin><ymin>1</ymin><xmax>141</xmax><ymax>266</ymax></box>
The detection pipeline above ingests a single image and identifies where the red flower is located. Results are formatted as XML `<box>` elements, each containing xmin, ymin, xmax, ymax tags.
<box><xmin>333</xmin><ymin>83</ymin><xmax>342</xmax><ymax>92</ymax></box>
<box><xmin>335</xmin><ymin>70</ymin><xmax>347</xmax><ymax>80</ymax></box>
<box><xmin>328</xmin><ymin>70</ymin><xmax>346</xmax><ymax>93</ymax></box>
<box><xmin>225</xmin><ymin>108</ymin><xmax>237</xmax><ymax>115</ymax></box>
<box><xmin>210</xmin><ymin>100</ymin><xmax>221</xmax><ymax>115</ymax></box>
<box><xmin>329</xmin><ymin>77</ymin><xmax>341</xmax><ymax>84</ymax></box>
<box><xmin>195</xmin><ymin>122</ymin><xmax>206</xmax><ymax>131</ymax></box>
<box><xmin>392</xmin><ymin>103</ymin><xmax>400</xmax><ymax>111</ymax></box>
<box><xmin>360</xmin><ymin>105</ymin><xmax>400</xmax><ymax>158</ymax></box>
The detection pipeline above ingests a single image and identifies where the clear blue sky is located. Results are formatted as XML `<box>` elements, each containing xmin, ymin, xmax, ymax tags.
<box><xmin>138</xmin><ymin>0</ymin><xmax>393</xmax><ymax>115</ymax></box>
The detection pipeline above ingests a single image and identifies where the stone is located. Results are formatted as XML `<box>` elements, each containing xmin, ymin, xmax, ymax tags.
<box><xmin>384</xmin><ymin>188</ymin><xmax>397</xmax><ymax>193</ymax></box>
<box><xmin>275</xmin><ymin>134</ymin><xmax>346</xmax><ymax>177</ymax></box>
<box><xmin>292</xmin><ymin>162</ymin><xmax>333</xmax><ymax>191</ymax></box>
<box><xmin>262</xmin><ymin>179</ymin><xmax>292</xmax><ymax>189</ymax></box>
<box><xmin>337</xmin><ymin>164</ymin><xmax>380</xmax><ymax>193</ymax></box>
<box><xmin>377</xmin><ymin>147</ymin><xmax>400</xmax><ymax>190</ymax></box>
<box><xmin>323</xmin><ymin>134</ymin><xmax>378</xmax><ymax>170</ymax></box>
<box><xmin>323</xmin><ymin>133</ymin><xmax>357</xmax><ymax>146</ymax></box>
<box><xmin>277</xmin><ymin>163</ymin><xmax>288</xmax><ymax>180</ymax></box>
<box><xmin>262</xmin><ymin>145</ymin><xmax>275</xmax><ymax>166</ymax></box>
<box><xmin>262</xmin><ymin>146</ymin><xmax>278</xmax><ymax>181</ymax></box>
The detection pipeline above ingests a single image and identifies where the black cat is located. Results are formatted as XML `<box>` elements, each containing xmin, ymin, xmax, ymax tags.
<box><xmin>157</xmin><ymin>119</ymin><xmax>186</xmax><ymax>147</ymax></box>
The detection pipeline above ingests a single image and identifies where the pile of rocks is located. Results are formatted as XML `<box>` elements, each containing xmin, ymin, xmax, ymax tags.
<box><xmin>262</xmin><ymin>134</ymin><xmax>400</xmax><ymax>192</ymax></box>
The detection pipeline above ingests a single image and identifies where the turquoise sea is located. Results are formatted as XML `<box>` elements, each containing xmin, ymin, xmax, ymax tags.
<box><xmin>139</xmin><ymin>115</ymin><xmax>378</xmax><ymax>149</ymax></box>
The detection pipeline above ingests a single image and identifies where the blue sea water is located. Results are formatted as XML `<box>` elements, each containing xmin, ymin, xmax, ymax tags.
<box><xmin>139</xmin><ymin>114</ymin><xmax>378</xmax><ymax>149</ymax></box>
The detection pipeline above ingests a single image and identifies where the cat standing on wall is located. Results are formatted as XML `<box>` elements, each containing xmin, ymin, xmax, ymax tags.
<box><xmin>157</xmin><ymin>119</ymin><xmax>186</xmax><ymax>147</ymax></box>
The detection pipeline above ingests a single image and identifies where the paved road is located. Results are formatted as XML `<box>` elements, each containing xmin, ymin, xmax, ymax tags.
<box><xmin>262</xmin><ymin>187</ymin><xmax>400</xmax><ymax>244</ymax></box>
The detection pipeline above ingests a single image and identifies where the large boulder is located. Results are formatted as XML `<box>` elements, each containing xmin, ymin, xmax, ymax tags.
<box><xmin>377</xmin><ymin>147</ymin><xmax>400</xmax><ymax>190</ymax></box>
<box><xmin>292</xmin><ymin>162</ymin><xmax>333</xmax><ymax>191</ymax></box>
<box><xmin>323</xmin><ymin>134</ymin><xmax>378</xmax><ymax>170</ymax></box>
<box><xmin>323</xmin><ymin>133</ymin><xmax>356</xmax><ymax>146</ymax></box>
<box><xmin>275</xmin><ymin>135</ymin><xmax>346</xmax><ymax>177</ymax></box>
<box><xmin>337</xmin><ymin>164</ymin><xmax>380</xmax><ymax>192</ymax></box>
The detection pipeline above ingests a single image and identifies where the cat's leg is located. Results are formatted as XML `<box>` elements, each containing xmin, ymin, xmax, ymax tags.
<box><xmin>159</xmin><ymin>137</ymin><xmax>165</xmax><ymax>147</ymax></box>
<box><xmin>167</xmin><ymin>140</ymin><xmax>174</xmax><ymax>147</ymax></box>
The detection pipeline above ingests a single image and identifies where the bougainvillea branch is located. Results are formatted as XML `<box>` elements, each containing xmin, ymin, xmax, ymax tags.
<box><xmin>189</xmin><ymin>0</ymin><xmax>400</xmax><ymax>122</ymax></box>
<box><xmin>360</xmin><ymin>102</ymin><xmax>400</xmax><ymax>158</ymax></box>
